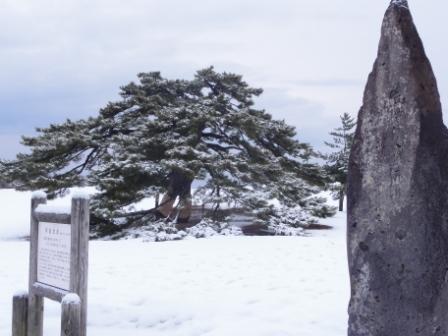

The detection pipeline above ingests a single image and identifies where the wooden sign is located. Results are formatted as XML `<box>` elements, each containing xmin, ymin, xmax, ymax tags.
<box><xmin>37</xmin><ymin>222</ymin><xmax>71</xmax><ymax>291</ymax></box>
<box><xmin>25</xmin><ymin>192</ymin><xmax>90</xmax><ymax>336</ymax></box>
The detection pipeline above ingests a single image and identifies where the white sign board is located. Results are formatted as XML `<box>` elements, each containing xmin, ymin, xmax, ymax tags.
<box><xmin>37</xmin><ymin>222</ymin><xmax>71</xmax><ymax>291</ymax></box>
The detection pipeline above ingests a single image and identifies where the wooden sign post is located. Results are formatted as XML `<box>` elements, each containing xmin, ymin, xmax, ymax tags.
<box><xmin>13</xmin><ymin>191</ymin><xmax>90</xmax><ymax>336</ymax></box>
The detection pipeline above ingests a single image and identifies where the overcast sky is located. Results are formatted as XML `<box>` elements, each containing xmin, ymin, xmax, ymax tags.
<box><xmin>1</xmin><ymin>0</ymin><xmax>447</xmax><ymax>159</ymax></box>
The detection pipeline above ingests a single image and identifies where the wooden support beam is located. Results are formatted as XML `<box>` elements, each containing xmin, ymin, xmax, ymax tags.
<box><xmin>70</xmin><ymin>195</ymin><xmax>89</xmax><ymax>336</ymax></box>
<box><xmin>12</xmin><ymin>292</ymin><xmax>28</xmax><ymax>336</ymax></box>
<box><xmin>61</xmin><ymin>294</ymin><xmax>81</xmax><ymax>336</ymax></box>
<box><xmin>28</xmin><ymin>194</ymin><xmax>46</xmax><ymax>336</ymax></box>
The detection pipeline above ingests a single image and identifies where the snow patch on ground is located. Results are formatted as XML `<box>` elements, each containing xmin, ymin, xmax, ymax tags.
<box><xmin>0</xmin><ymin>189</ymin><xmax>348</xmax><ymax>335</ymax></box>
<box><xmin>0</xmin><ymin>187</ymin><xmax>96</xmax><ymax>240</ymax></box>
<box><xmin>0</xmin><ymin>189</ymin><xmax>33</xmax><ymax>239</ymax></box>
<box><xmin>31</xmin><ymin>190</ymin><xmax>47</xmax><ymax>199</ymax></box>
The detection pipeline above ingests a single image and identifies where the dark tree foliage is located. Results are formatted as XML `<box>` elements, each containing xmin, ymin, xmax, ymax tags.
<box><xmin>1</xmin><ymin>67</ymin><xmax>324</xmax><ymax>228</ymax></box>
<box><xmin>324</xmin><ymin>112</ymin><xmax>356</xmax><ymax>211</ymax></box>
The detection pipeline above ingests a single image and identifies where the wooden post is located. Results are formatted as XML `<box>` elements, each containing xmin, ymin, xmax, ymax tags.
<box><xmin>12</xmin><ymin>292</ymin><xmax>29</xmax><ymax>336</ymax></box>
<box><xmin>70</xmin><ymin>194</ymin><xmax>89</xmax><ymax>336</ymax></box>
<box><xmin>61</xmin><ymin>294</ymin><xmax>81</xmax><ymax>336</ymax></box>
<box><xmin>28</xmin><ymin>193</ymin><xmax>46</xmax><ymax>336</ymax></box>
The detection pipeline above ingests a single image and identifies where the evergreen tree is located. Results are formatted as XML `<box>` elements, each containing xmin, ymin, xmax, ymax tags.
<box><xmin>1</xmin><ymin>67</ymin><xmax>324</xmax><ymax>230</ymax></box>
<box><xmin>324</xmin><ymin>112</ymin><xmax>356</xmax><ymax>211</ymax></box>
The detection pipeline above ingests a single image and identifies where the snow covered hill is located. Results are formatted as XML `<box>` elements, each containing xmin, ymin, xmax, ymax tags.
<box><xmin>0</xmin><ymin>189</ymin><xmax>348</xmax><ymax>335</ymax></box>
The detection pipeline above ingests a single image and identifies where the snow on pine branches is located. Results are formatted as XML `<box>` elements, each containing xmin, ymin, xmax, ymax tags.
<box><xmin>1</xmin><ymin>67</ymin><xmax>330</xmax><ymax>235</ymax></box>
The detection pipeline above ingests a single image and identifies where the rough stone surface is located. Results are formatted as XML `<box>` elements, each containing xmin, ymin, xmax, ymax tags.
<box><xmin>347</xmin><ymin>2</ymin><xmax>448</xmax><ymax>335</ymax></box>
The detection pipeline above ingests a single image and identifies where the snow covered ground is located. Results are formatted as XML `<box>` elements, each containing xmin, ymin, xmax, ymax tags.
<box><xmin>0</xmin><ymin>189</ymin><xmax>348</xmax><ymax>335</ymax></box>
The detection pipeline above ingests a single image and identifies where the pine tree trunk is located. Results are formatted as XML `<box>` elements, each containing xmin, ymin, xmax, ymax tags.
<box><xmin>339</xmin><ymin>188</ymin><xmax>344</xmax><ymax>212</ymax></box>
<box><xmin>176</xmin><ymin>195</ymin><xmax>192</xmax><ymax>228</ymax></box>
<box><xmin>157</xmin><ymin>171</ymin><xmax>193</xmax><ymax>224</ymax></box>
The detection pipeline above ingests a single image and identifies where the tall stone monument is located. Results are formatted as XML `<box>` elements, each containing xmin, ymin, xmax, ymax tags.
<box><xmin>348</xmin><ymin>1</ymin><xmax>448</xmax><ymax>335</ymax></box>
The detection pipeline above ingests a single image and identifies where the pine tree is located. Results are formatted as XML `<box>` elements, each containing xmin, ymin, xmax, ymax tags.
<box><xmin>324</xmin><ymin>113</ymin><xmax>356</xmax><ymax>211</ymax></box>
<box><xmin>1</xmin><ymin>67</ymin><xmax>325</xmax><ymax>230</ymax></box>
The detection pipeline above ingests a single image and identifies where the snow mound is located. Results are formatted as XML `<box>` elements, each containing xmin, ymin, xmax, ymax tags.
<box><xmin>13</xmin><ymin>290</ymin><xmax>28</xmax><ymax>298</ymax></box>
<box><xmin>31</xmin><ymin>190</ymin><xmax>47</xmax><ymax>199</ymax></box>
<box><xmin>62</xmin><ymin>293</ymin><xmax>81</xmax><ymax>305</ymax></box>
<box><xmin>390</xmin><ymin>0</ymin><xmax>408</xmax><ymax>8</ymax></box>
<box><xmin>71</xmin><ymin>188</ymin><xmax>91</xmax><ymax>200</ymax></box>
<box><xmin>0</xmin><ymin>211</ymin><xmax>349</xmax><ymax>335</ymax></box>
<box><xmin>0</xmin><ymin>188</ymin><xmax>95</xmax><ymax>240</ymax></box>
